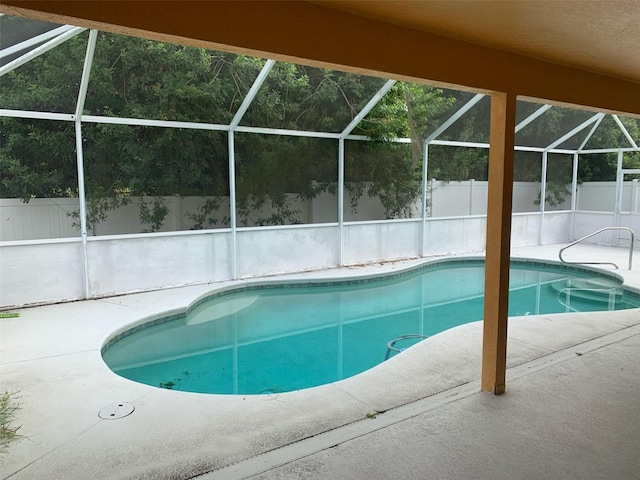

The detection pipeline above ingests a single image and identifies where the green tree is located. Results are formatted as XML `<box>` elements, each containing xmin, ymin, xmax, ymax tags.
<box><xmin>351</xmin><ymin>84</ymin><xmax>465</xmax><ymax>217</ymax></box>
<box><xmin>1</xmin><ymin>32</ymin><xmax>247</xmax><ymax>233</ymax></box>
<box><xmin>2</xmin><ymin>19</ymin><xmax>638</xmax><ymax>233</ymax></box>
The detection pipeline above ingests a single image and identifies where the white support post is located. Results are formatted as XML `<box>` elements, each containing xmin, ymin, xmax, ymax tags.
<box><xmin>226</xmin><ymin>59</ymin><xmax>275</xmax><ymax>279</ymax></box>
<box><xmin>74</xmin><ymin>124</ymin><xmax>90</xmax><ymax>298</ymax></box>
<box><xmin>228</xmin><ymin>131</ymin><xmax>238</xmax><ymax>279</ymax></box>
<box><xmin>539</xmin><ymin>151</ymin><xmax>548</xmax><ymax>245</ymax></box>
<box><xmin>421</xmin><ymin>142</ymin><xmax>429</xmax><ymax>257</ymax></box>
<box><xmin>571</xmin><ymin>153</ymin><xmax>579</xmax><ymax>240</ymax></box>
<box><xmin>74</xmin><ymin>30</ymin><xmax>98</xmax><ymax>299</ymax></box>
<box><xmin>337</xmin><ymin>79</ymin><xmax>396</xmax><ymax>266</ymax></box>
<box><xmin>338</xmin><ymin>138</ymin><xmax>345</xmax><ymax>266</ymax></box>
<box><xmin>614</xmin><ymin>150</ymin><xmax>624</xmax><ymax>227</ymax></box>
<box><xmin>431</xmin><ymin>178</ymin><xmax>436</xmax><ymax>216</ymax></box>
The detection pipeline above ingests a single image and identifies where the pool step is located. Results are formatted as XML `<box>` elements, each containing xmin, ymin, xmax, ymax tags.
<box><xmin>549</xmin><ymin>277</ymin><xmax>623</xmax><ymax>303</ymax></box>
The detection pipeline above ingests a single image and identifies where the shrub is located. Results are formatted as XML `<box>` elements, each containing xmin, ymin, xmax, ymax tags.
<box><xmin>0</xmin><ymin>391</ymin><xmax>22</xmax><ymax>454</ymax></box>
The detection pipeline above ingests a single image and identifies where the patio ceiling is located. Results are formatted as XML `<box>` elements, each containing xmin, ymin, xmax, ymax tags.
<box><xmin>313</xmin><ymin>0</ymin><xmax>640</xmax><ymax>85</ymax></box>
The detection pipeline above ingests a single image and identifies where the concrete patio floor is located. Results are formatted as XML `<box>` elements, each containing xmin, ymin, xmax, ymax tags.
<box><xmin>1</xmin><ymin>244</ymin><xmax>639</xmax><ymax>479</ymax></box>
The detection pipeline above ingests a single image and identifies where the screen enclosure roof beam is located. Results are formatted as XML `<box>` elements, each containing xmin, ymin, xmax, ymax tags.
<box><xmin>0</xmin><ymin>1</ymin><xmax>638</xmax><ymax>117</ymax></box>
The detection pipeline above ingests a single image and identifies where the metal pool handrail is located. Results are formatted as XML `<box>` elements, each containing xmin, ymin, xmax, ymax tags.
<box><xmin>558</xmin><ymin>227</ymin><xmax>635</xmax><ymax>270</ymax></box>
<box><xmin>384</xmin><ymin>334</ymin><xmax>429</xmax><ymax>361</ymax></box>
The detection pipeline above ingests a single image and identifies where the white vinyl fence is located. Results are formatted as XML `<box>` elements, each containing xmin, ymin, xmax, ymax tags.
<box><xmin>4</xmin><ymin>180</ymin><xmax>639</xmax><ymax>241</ymax></box>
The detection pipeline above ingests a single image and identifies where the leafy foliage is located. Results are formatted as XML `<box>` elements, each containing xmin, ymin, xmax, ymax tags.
<box><xmin>0</xmin><ymin>390</ymin><xmax>22</xmax><ymax>455</ymax></box>
<box><xmin>1</xmin><ymin>25</ymin><xmax>638</xmax><ymax>234</ymax></box>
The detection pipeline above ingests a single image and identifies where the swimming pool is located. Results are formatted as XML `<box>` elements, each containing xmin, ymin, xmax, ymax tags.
<box><xmin>102</xmin><ymin>259</ymin><xmax>640</xmax><ymax>395</ymax></box>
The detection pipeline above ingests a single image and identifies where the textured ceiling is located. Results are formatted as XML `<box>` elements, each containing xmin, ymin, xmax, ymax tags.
<box><xmin>313</xmin><ymin>0</ymin><xmax>640</xmax><ymax>83</ymax></box>
<box><xmin>1</xmin><ymin>0</ymin><xmax>637</xmax><ymax>114</ymax></box>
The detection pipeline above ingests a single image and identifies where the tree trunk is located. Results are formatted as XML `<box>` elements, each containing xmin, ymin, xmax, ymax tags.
<box><xmin>403</xmin><ymin>86</ymin><xmax>423</xmax><ymax>169</ymax></box>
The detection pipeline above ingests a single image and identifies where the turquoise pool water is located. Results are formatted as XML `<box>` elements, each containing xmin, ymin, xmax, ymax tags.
<box><xmin>102</xmin><ymin>260</ymin><xmax>640</xmax><ymax>395</ymax></box>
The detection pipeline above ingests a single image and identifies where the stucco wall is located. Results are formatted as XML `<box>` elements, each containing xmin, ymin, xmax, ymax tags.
<box><xmin>0</xmin><ymin>211</ymin><xmax>582</xmax><ymax>308</ymax></box>
<box><xmin>6</xmin><ymin>209</ymin><xmax>640</xmax><ymax>309</ymax></box>
<box><xmin>0</xmin><ymin>240</ymin><xmax>84</xmax><ymax>307</ymax></box>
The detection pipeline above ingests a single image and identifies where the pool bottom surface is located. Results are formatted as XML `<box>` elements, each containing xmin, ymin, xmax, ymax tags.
<box><xmin>104</xmin><ymin>260</ymin><xmax>640</xmax><ymax>395</ymax></box>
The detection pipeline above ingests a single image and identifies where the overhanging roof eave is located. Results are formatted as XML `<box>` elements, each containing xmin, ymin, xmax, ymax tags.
<box><xmin>1</xmin><ymin>1</ymin><xmax>638</xmax><ymax>116</ymax></box>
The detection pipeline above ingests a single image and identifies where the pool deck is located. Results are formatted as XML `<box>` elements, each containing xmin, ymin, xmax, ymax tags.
<box><xmin>1</xmin><ymin>244</ymin><xmax>639</xmax><ymax>480</ymax></box>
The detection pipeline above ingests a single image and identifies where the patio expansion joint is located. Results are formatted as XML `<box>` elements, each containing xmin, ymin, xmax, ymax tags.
<box><xmin>3</xmin><ymin>446</ymin><xmax>60</xmax><ymax>480</ymax></box>
<box><xmin>506</xmin><ymin>323</ymin><xmax>640</xmax><ymax>383</ymax></box>
<box><xmin>505</xmin><ymin>335</ymin><xmax>555</xmax><ymax>355</ymax></box>
<box><xmin>3</xmin><ymin>418</ymin><xmax>104</xmax><ymax>480</ymax></box>
<box><xmin>94</xmin><ymin>297</ymin><xmax>146</xmax><ymax>309</ymax></box>
<box><xmin>609</xmin><ymin>317</ymin><xmax>640</xmax><ymax>329</ymax></box>
<box><xmin>195</xmin><ymin>379</ymin><xmax>482</xmax><ymax>480</ymax></box>
<box><xmin>329</xmin><ymin>383</ymin><xmax>380</xmax><ymax>413</ymax></box>
<box><xmin>605</xmin><ymin>339</ymin><xmax>640</xmax><ymax>359</ymax></box>
<box><xmin>0</xmin><ymin>348</ymin><xmax>98</xmax><ymax>365</ymax></box>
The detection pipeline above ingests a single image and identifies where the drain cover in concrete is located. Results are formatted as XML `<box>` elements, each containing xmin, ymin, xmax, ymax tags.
<box><xmin>99</xmin><ymin>402</ymin><xmax>135</xmax><ymax>420</ymax></box>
